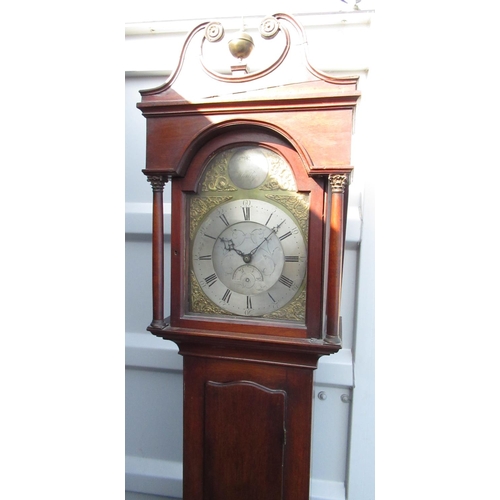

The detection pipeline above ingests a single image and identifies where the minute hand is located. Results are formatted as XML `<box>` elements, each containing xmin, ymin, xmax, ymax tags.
<box><xmin>248</xmin><ymin>220</ymin><xmax>285</xmax><ymax>257</ymax></box>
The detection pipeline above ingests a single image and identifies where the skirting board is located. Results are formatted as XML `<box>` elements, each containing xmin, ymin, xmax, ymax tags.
<box><xmin>125</xmin><ymin>456</ymin><xmax>182</xmax><ymax>498</ymax></box>
<box><xmin>125</xmin><ymin>455</ymin><xmax>346</xmax><ymax>500</ymax></box>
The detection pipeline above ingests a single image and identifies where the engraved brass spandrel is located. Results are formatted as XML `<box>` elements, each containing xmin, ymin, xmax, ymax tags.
<box><xmin>201</xmin><ymin>150</ymin><xmax>237</xmax><ymax>193</ymax></box>
<box><xmin>190</xmin><ymin>195</ymin><xmax>233</xmax><ymax>239</ymax></box>
<box><xmin>265</xmin><ymin>193</ymin><xmax>309</xmax><ymax>238</ymax></box>
<box><xmin>264</xmin><ymin>289</ymin><xmax>306</xmax><ymax>322</ymax></box>
<box><xmin>189</xmin><ymin>271</ymin><xmax>231</xmax><ymax>315</ymax></box>
<box><xmin>260</xmin><ymin>149</ymin><xmax>297</xmax><ymax>192</ymax></box>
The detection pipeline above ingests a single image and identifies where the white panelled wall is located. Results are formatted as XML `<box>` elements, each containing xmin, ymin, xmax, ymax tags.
<box><xmin>125</xmin><ymin>5</ymin><xmax>375</xmax><ymax>500</ymax></box>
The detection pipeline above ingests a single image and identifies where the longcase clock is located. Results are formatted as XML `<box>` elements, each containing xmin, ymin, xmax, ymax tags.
<box><xmin>137</xmin><ymin>13</ymin><xmax>360</xmax><ymax>500</ymax></box>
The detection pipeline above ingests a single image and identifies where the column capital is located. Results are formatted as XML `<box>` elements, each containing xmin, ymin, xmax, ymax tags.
<box><xmin>329</xmin><ymin>174</ymin><xmax>348</xmax><ymax>193</ymax></box>
<box><xmin>147</xmin><ymin>175</ymin><xmax>167</xmax><ymax>192</ymax></box>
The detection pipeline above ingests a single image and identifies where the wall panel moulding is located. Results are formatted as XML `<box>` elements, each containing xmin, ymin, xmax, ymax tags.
<box><xmin>124</xmin><ymin>12</ymin><xmax>373</xmax><ymax>36</ymax></box>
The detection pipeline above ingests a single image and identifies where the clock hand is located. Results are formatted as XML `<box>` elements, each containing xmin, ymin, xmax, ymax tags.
<box><xmin>274</xmin><ymin>219</ymin><xmax>286</xmax><ymax>232</ymax></box>
<box><xmin>220</xmin><ymin>237</ymin><xmax>245</xmax><ymax>257</ymax></box>
<box><xmin>221</xmin><ymin>220</ymin><xmax>285</xmax><ymax>263</ymax></box>
<box><xmin>248</xmin><ymin>220</ymin><xmax>286</xmax><ymax>257</ymax></box>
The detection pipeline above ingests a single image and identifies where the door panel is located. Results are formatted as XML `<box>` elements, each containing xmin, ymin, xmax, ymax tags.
<box><xmin>204</xmin><ymin>381</ymin><xmax>286</xmax><ymax>500</ymax></box>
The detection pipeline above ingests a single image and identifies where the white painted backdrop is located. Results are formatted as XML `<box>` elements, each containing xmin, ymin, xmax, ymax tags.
<box><xmin>125</xmin><ymin>3</ymin><xmax>375</xmax><ymax>499</ymax></box>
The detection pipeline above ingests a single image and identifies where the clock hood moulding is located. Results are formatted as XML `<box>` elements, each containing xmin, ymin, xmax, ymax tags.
<box><xmin>137</xmin><ymin>13</ymin><xmax>360</xmax><ymax>177</ymax></box>
<box><xmin>138</xmin><ymin>13</ymin><xmax>360</xmax><ymax>103</ymax></box>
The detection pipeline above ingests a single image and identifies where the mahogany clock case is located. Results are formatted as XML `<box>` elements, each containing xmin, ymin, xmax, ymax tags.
<box><xmin>135</xmin><ymin>13</ymin><xmax>360</xmax><ymax>500</ymax></box>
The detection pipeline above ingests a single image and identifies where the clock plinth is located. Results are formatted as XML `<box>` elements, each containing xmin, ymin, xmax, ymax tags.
<box><xmin>149</xmin><ymin>322</ymin><xmax>339</xmax><ymax>500</ymax></box>
<box><xmin>138</xmin><ymin>13</ymin><xmax>359</xmax><ymax>500</ymax></box>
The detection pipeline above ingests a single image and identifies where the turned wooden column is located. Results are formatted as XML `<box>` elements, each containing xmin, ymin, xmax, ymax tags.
<box><xmin>147</xmin><ymin>175</ymin><xmax>167</xmax><ymax>328</ymax></box>
<box><xmin>325</xmin><ymin>173</ymin><xmax>349</xmax><ymax>344</ymax></box>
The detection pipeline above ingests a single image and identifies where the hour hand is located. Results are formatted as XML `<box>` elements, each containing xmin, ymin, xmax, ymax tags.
<box><xmin>220</xmin><ymin>237</ymin><xmax>245</xmax><ymax>257</ymax></box>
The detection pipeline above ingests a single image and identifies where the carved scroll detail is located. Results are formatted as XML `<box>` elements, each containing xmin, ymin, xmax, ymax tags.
<box><xmin>205</xmin><ymin>22</ymin><xmax>224</xmax><ymax>42</ymax></box>
<box><xmin>259</xmin><ymin>16</ymin><xmax>280</xmax><ymax>39</ymax></box>
<box><xmin>200</xmin><ymin>15</ymin><xmax>290</xmax><ymax>83</ymax></box>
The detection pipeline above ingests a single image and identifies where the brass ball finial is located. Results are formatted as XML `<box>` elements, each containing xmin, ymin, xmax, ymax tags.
<box><xmin>228</xmin><ymin>30</ymin><xmax>254</xmax><ymax>60</ymax></box>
